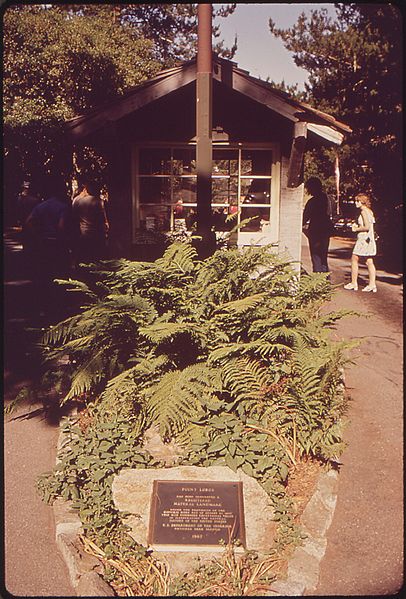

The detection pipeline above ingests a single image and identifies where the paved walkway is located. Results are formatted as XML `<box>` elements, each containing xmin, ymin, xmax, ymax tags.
<box><xmin>302</xmin><ymin>235</ymin><xmax>403</xmax><ymax>595</ymax></box>
<box><xmin>4</xmin><ymin>229</ymin><xmax>75</xmax><ymax>597</ymax></box>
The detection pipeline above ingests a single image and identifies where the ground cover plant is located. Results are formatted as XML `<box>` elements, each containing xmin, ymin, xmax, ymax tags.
<box><xmin>36</xmin><ymin>241</ymin><xmax>355</xmax><ymax>595</ymax></box>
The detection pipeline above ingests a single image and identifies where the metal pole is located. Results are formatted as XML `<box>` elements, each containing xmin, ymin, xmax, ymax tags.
<box><xmin>196</xmin><ymin>3</ymin><xmax>215</xmax><ymax>256</ymax></box>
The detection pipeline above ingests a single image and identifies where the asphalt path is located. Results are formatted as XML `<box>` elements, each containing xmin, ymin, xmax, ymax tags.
<box><xmin>3</xmin><ymin>231</ymin><xmax>75</xmax><ymax>597</ymax></box>
<box><xmin>4</xmin><ymin>401</ymin><xmax>75</xmax><ymax>597</ymax></box>
<box><xmin>302</xmin><ymin>235</ymin><xmax>403</xmax><ymax>596</ymax></box>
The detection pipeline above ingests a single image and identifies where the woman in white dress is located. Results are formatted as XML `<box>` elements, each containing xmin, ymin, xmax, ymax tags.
<box><xmin>344</xmin><ymin>193</ymin><xmax>377</xmax><ymax>292</ymax></box>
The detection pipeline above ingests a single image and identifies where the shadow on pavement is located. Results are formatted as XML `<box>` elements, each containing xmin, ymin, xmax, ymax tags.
<box><xmin>375</xmin><ymin>274</ymin><xmax>403</xmax><ymax>285</ymax></box>
<box><xmin>7</xmin><ymin>400</ymin><xmax>73</xmax><ymax>426</ymax></box>
<box><xmin>328</xmin><ymin>247</ymin><xmax>353</xmax><ymax>258</ymax></box>
<box><xmin>4</xmin><ymin>227</ymin><xmax>83</xmax><ymax>427</ymax></box>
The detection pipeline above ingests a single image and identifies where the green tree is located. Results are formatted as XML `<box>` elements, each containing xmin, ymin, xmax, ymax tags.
<box><xmin>3</xmin><ymin>3</ymin><xmax>236</xmax><ymax>218</ymax></box>
<box><xmin>52</xmin><ymin>3</ymin><xmax>237</xmax><ymax>64</ymax></box>
<box><xmin>269</xmin><ymin>4</ymin><xmax>402</xmax><ymax>237</ymax></box>
<box><xmin>3</xmin><ymin>4</ymin><xmax>161</xmax><ymax>207</ymax></box>
<box><xmin>266</xmin><ymin>79</ymin><xmax>306</xmax><ymax>101</ymax></box>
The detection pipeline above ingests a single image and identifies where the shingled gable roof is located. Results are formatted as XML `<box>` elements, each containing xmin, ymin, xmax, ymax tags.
<box><xmin>66</xmin><ymin>54</ymin><xmax>351</xmax><ymax>144</ymax></box>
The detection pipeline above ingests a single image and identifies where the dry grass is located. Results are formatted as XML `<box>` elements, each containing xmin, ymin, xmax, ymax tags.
<box><xmin>81</xmin><ymin>535</ymin><xmax>170</xmax><ymax>596</ymax></box>
<box><xmin>184</xmin><ymin>546</ymin><xmax>283</xmax><ymax>596</ymax></box>
<box><xmin>81</xmin><ymin>535</ymin><xmax>284</xmax><ymax>596</ymax></box>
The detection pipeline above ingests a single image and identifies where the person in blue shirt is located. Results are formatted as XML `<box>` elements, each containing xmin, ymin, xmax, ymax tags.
<box><xmin>25</xmin><ymin>178</ymin><xmax>72</xmax><ymax>316</ymax></box>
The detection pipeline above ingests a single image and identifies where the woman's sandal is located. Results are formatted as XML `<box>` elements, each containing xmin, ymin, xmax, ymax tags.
<box><xmin>362</xmin><ymin>285</ymin><xmax>377</xmax><ymax>293</ymax></box>
<box><xmin>344</xmin><ymin>282</ymin><xmax>358</xmax><ymax>290</ymax></box>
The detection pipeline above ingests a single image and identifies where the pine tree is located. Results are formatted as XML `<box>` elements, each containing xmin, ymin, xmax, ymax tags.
<box><xmin>269</xmin><ymin>4</ymin><xmax>402</xmax><ymax>262</ymax></box>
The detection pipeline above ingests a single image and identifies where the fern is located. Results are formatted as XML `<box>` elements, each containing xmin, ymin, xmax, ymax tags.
<box><xmin>62</xmin><ymin>348</ymin><xmax>115</xmax><ymax>404</ymax></box>
<box><xmin>214</xmin><ymin>293</ymin><xmax>267</xmax><ymax>315</ymax></box>
<box><xmin>35</xmin><ymin>241</ymin><xmax>353</xmax><ymax>468</ymax></box>
<box><xmin>220</xmin><ymin>357</ymin><xmax>272</xmax><ymax>410</ymax></box>
<box><xmin>97</xmin><ymin>367</ymin><xmax>140</xmax><ymax>416</ymax></box>
<box><xmin>144</xmin><ymin>364</ymin><xmax>216</xmax><ymax>438</ymax></box>
<box><xmin>139</xmin><ymin>322</ymin><xmax>202</xmax><ymax>346</ymax></box>
<box><xmin>155</xmin><ymin>242</ymin><xmax>199</xmax><ymax>275</ymax></box>
<box><xmin>53</xmin><ymin>278</ymin><xmax>99</xmax><ymax>302</ymax></box>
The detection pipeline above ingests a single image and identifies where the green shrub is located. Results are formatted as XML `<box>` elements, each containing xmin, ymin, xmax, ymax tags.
<box><xmin>37</xmin><ymin>242</ymin><xmax>355</xmax><ymax>570</ymax></box>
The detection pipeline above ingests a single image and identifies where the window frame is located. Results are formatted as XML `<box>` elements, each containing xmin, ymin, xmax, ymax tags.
<box><xmin>132</xmin><ymin>141</ymin><xmax>281</xmax><ymax>244</ymax></box>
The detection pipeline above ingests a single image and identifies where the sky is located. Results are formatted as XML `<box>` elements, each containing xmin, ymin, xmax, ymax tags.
<box><xmin>213</xmin><ymin>3</ymin><xmax>338</xmax><ymax>89</ymax></box>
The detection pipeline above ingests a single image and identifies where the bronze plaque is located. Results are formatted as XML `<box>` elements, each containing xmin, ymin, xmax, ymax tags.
<box><xmin>148</xmin><ymin>480</ymin><xmax>246</xmax><ymax>548</ymax></box>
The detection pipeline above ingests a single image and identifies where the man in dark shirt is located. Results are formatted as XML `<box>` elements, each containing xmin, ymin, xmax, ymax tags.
<box><xmin>17</xmin><ymin>181</ymin><xmax>42</xmax><ymax>257</ymax></box>
<box><xmin>25</xmin><ymin>179</ymin><xmax>72</xmax><ymax>317</ymax></box>
<box><xmin>303</xmin><ymin>177</ymin><xmax>333</xmax><ymax>273</ymax></box>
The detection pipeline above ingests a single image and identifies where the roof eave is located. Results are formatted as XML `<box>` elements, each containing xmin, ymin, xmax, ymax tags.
<box><xmin>307</xmin><ymin>123</ymin><xmax>345</xmax><ymax>145</ymax></box>
<box><xmin>65</xmin><ymin>55</ymin><xmax>351</xmax><ymax>145</ymax></box>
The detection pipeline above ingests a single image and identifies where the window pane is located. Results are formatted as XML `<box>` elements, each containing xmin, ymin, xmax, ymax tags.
<box><xmin>212</xmin><ymin>176</ymin><xmax>238</xmax><ymax>205</ymax></box>
<box><xmin>139</xmin><ymin>149</ymin><xmax>171</xmax><ymax>175</ymax></box>
<box><xmin>241</xmin><ymin>179</ymin><xmax>271</xmax><ymax>204</ymax></box>
<box><xmin>173</xmin><ymin>206</ymin><xmax>198</xmax><ymax>232</ymax></box>
<box><xmin>139</xmin><ymin>177</ymin><xmax>171</xmax><ymax>204</ymax></box>
<box><xmin>241</xmin><ymin>150</ymin><xmax>272</xmax><ymax>176</ymax></box>
<box><xmin>241</xmin><ymin>206</ymin><xmax>270</xmax><ymax>231</ymax></box>
<box><xmin>172</xmin><ymin>177</ymin><xmax>197</xmax><ymax>204</ymax></box>
<box><xmin>213</xmin><ymin>149</ymin><xmax>238</xmax><ymax>175</ymax></box>
<box><xmin>212</xmin><ymin>207</ymin><xmax>236</xmax><ymax>232</ymax></box>
<box><xmin>139</xmin><ymin>205</ymin><xmax>171</xmax><ymax>231</ymax></box>
<box><xmin>173</xmin><ymin>148</ymin><xmax>196</xmax><ymax>175</ymax></box>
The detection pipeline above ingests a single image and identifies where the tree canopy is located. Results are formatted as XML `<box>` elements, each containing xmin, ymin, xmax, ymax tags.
<box><xmin>3</xmin><ymin>4</ymin><xmax>159</xmax><ymax>197</ymax></box>
<box><xmin>269</xmin><ymin>3</ymin><xmax>402</xmax><ymax>219</ymax></box>
<box><xmin>3</xmin><ymin>3</ymin><xmax>236</xmax><ymax>208</ymax></box>
<box><xmin>49</xmin><ymin>3</ymin><xmax>237</xmax><ymax>64</ymax></box>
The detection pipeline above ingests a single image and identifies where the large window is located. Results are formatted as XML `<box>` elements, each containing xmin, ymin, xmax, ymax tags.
<box><xmin>134</xmin><ymin>144</ymin><xmax>279</xmax><ymax>240</ymax></box>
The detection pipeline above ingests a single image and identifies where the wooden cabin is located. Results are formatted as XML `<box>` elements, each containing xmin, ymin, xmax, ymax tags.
<box><xmin>66</xmin><ymin>55</ymin><xmax>350</xmax><ymax>264</ymax></box>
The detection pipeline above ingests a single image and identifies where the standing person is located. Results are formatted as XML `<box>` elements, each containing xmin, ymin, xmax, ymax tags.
<box><xmin>344</xmin><ymin>193</ymin><xmax>377</xmax><ymax>292</ymax></box>
<box><xmin>17</xmin><ymin>181</ymin><xmax>42</xmax><ymax>258</ymax></box>
<box><xmin>26</xmin><ymin>180</ymin><xmax>71</xmax><ymax>279</ymax></box>
<box><xmin>302</xmin><ymin>177</ymin><xmax>333</xmax><ymax>273</ymax></box>
<box><xmin>72</xmin><ymin>177</ymin><xmax>109</xmax><ymax>265</ymax></box>
<box><xmin>25</xmin><ymin>178</ymin><xmax>72</xmax><ymax>316</ymax></box>
<box><xmin>17</xmin><ymin>181</ymin><xmax>42</xmax><ymax>228</ymax></box>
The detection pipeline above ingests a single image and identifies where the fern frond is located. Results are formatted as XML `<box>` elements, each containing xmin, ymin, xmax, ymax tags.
<box><xmin>144</xmin><ymin>364</ymin><xmax>215</xmax><ymax>437</ymax></box>
<box><xmin>263</xmin><ymin>325</ymin><xmax>312</xmax><ymax>348</ymax></box>
<box><xmin>221</xmin><ymin>357</ymin><xmax>272</xmax><ymax>405</ymax></box>
<box><xmin>155</xmin><ymin>242</ymin><xmax>199</xmax><ymax>274</ymax></box>
<box><xmin>139</xmin><ymin>322</ymin><xmax>201</xmax><ymax>345</ymax></box>
<box><xmin>62</xmin><ymin>349</ymin><xmax>113</xmax><ymax>404</ymax></box>
<box><xmin>208</xmin><ymin>341</ymin><xmax>292</xmax><ymax>365</ymax></box>
<box><xmin>173</xmin><ymin>423</ymin><xmax>208</xmax><ymax>448</ymax></box>
<box><xmin>98</xmin><ymin>367</ymin><xmax>139</xmax><ymax>406</ymax></box>
<box><xmin>53</xmin><ymin>335</ymin><xmax>96</xmax><ymax>354</ymax></box>
<box><xmin>53</xmin><ymin>278</ymin><xmax>99</xmax><ymax>302</ymax></box>
<box><xmin>296</xmin><ymin>272</ymin><xmax>332</xmax><ymax>304</ymax></box>
<box><xmin>134</xmin><ymin>355</ymin><xmax>171</xmax><ymax>376</ymax></box>
<box><xmin>215</xmin><ymin>293</ymin><xmax>267</xmax><ymax>314</ymax></box>
<box><xmin>42</xmin><ymin>314</ymin><xmax>83</xmax><ymax>346</ymax></box>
